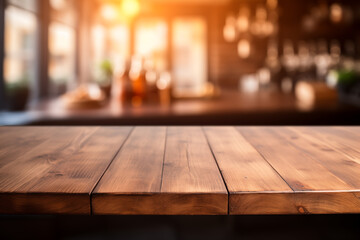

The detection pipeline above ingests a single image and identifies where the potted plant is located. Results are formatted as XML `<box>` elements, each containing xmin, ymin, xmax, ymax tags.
<box><xmin>5</xmin><ymin>77</ymin><xmax>30</xmax><ymax>111</ymax></box>
<box><xmin>96</xmin><ymin>60</ymin><xmax>113</xmax><ymax>98</ymax></box>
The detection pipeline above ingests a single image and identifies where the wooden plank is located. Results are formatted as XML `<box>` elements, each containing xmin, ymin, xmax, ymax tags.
<box><xmin>238</xmin><ymin>127</ymin><xmax>354</xmax><ymax>191</ymax></box>
<box><xmin>275</xmin><ymin>127</ymin><xmax>360</xmax><ymax>189</ymax></box>
<box><xmin>292</xmin><ymin>127</ymin><xmax>360</xmax><ymax>165</ymax></box>
<box><xmin>232</xmin><ymin>191</ymin><xmax>360</xmax><ymax>215</ymax></box>
<box><xmin>93</xmin><ymin>127</ymin><xmax>228</xmax><ymax>215</ymax></box>
<box><xmin>0</xmin><ymin>127</ymin><xmax>57</xmax><ymax>168</ymax></box>
<box><xmin>0</xmin><ymin>127</ymin><xmax>132</xmax><ymax>214</ymax></box>
<box><xmin>335</xmin><ymin>127</ymin><xmax>360</xmax><ymax>137</ymax></box>
<box><xmin>203</xmin><ymin>127</ymin><xmax>293</xmax><ymax>215</ymax></box>
<box><xmin>238</xmin><ymin>127</ymin><xmax>360</xmax><ymax>214</ymax></box>
<box><xmin>92</xmin><ymin>127</ymin><xmax>167</xmax><ymax>215</ymax></box>
<box><xmin>161</xmin><ymin>127</ymin><xmax>227</xmax><ymax>214</ymax></box>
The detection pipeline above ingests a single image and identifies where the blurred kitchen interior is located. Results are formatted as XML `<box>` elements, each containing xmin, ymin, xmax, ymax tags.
<box><xmin>1</xmin><ymin>0</ymin><xmax>360</xmax><ymax>125</ymax></box>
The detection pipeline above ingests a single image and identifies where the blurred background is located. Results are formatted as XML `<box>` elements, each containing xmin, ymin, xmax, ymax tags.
<box><xmin>1</xmin><ymin>0</ymin><xmax>360</xmax><ymax>125</ymax></box>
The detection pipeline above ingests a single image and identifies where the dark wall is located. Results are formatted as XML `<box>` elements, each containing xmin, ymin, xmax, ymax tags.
<box><xmin>208</xmin><ymin>8</ymin><xmax>267</xmax><ymax>88</ymax></box>
<box><xmin>208</xmin><ymin>0</ymin><xmax>360</xmax><ymax>88</ymax></box>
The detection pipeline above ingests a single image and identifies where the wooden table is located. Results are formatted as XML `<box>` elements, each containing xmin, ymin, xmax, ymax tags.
<box><xmin>1</xmin><ymin>127</ymin><xmax>360</xmax><ymax>215</ymax></box>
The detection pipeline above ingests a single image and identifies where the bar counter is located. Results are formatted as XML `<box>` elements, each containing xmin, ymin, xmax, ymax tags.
<box><xmin>1</xmin><ymin>90</ymin><xmax>359</xmax><ymax>125</ymax></box>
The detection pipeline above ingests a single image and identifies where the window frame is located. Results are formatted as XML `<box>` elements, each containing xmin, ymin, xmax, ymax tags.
<box><xmin>0</xmin><ymin>0</ymin><xmax>81</xmax><ymax>106</ymax></box>
<box><xmin>47</xmin><ymin>0</ymin><xmax>80</xmax><ymax>97</ymax></box>
<box><xmin>2</xmin><ymin>0</ymin><xmax>44</xmax><ymax>103</ymax></box>
<box><xmin>38</xmin><ymin>0</ymin><xmax>50</xmax><ymax>99</ymax></box>
<box><xmin>0</xmin><ymin>0</ymin><xmax>5</xmax><ymax>110</ymax></box>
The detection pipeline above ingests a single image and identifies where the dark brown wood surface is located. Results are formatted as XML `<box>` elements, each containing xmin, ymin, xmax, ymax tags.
<box><xmin>1</xmin><ymin>126</ymin><xmax>360</xmax><ymax>215</ymax></box>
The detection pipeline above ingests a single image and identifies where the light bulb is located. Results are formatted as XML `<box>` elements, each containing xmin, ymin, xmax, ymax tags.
<box><xmin>223</xmin><ymin>15</ymin><xmax>237</xmax><ymax>42</ymax></box>
<box><xmin>237</xmin><ymin>39</ymin><xmax>251</xmax><ymax>59</ymax></box>
<box><xmin>236</xmin><ymin>16</ymin><xmax>249</xmax><ymax>33</ymax></box>
<box><xmin>223</xmin><ymin>24</ymin><xmax>236</xmax><ymax>42</ymax></box>
<box><xmin>330</xmin><ymin>3</ymin><xmax>343</xmax><ymax>23</ymax></box>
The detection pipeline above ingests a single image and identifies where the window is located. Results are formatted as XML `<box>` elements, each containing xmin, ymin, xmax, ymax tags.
<box><xmin>135</xmin><ymin>19</ymin><xmax>168</xmax><ymax>72</ymax></box>
<box><xmin>3</xmin><ymin>3</ymin><xmax>38</xmax><ymax>100</ymax></box>
<box><xmin>91</xmin><ymin>24</ymin><xmax>129</xmax><ymax>80</ymax></box>
<box><xmin>48</xmin><ymin>0</ymin><xmax>77</xmax><ymax>96</ymax></box>
<box><xmin>1</xmin><ymin>0</ymin><xmax>81</xmax><ymax>105</ymax></box>
<box><xmin>108</xmin><ymin>25</ymin><xmax>130</xmax><ymax>70</ymax></box>
<box><xmin>91</xmin><ymin>24</ymin><xmax>107</xmax><ymax>80</ymax></box>
<box><xmin>48</xmin><ymin>22</ymin><xmax>76</xmax><ymax>93</ymax></box>
<box><xmin>172</xmin><ymin>17</ymin><xmax>207</xmax><ymax>96</ymax></box>
<box><xmin>90</xmin><ymin>3</ymin><xmax>210</xmax><ymax>96</ymax></box>
<box><xmin>50</xmin><ymin>0</ymin><xmax>76</xmax><ymax>26</ymax></box>
<box><xmin>8</xmin><ymin>0</ymin><xmax>37</xmax><ymax>12</ymax></box>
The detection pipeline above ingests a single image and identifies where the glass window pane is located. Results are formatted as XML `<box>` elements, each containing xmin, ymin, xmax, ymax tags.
<box><xmin>172</xmin><ymin>17</ymin><xmax>207</xmax><ymax>96</ymax></box>
<box><xmin>48</xmin><ymin>22</ymin><xmax>76</xmax><ymax>95</ymax></box>
<box><xmin>135</xmin><ymin>19</ymin><xmax>168</xmax><ymax>71</ymax></box>
<box><xmin>50</xmin><ymin>0</ymin><xmax>77</xmax><ymax>26</ymax></box>
<box><xmin>91</xmin><ymin>25</ymin><xmax>107</xmax><ymax>67</ymax></box>
<box><xmin>7</xmin><ymin>0</ymin><xmax>38</xmax><ymax>12</ymax></box>
<box><xmin>4</xmin><ymin>6</ymin><xmax>38</xmax><ymax>88</ymax></box>
<box><xmin>108</xmin><ymin>25</ymin><xmax>130</xmax><ymax>63</ymax></box>
<box><xmin>91</xmin><ymin>24</ymin><xmax>129</xmax><ymax>79</ymax></box>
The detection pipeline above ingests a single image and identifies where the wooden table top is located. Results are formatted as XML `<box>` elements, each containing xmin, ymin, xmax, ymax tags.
<box><xmin>0</xmin><ymin>127</ymin><xmax>360</xmax><ymax>215</ymax></box>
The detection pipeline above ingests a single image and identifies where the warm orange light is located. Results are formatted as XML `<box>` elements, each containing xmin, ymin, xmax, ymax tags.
<box><xmin>267</xmin><ymin>0</ymin><xmax>278</xmax><ymax>10</ymax></box>
<box><xmin>223</xmin><ymin>15</ymin><xmax>236</xmax><ymax>42</ymax></box>
<box><xmin>237</xmin><ymin>39</ymin><xmax>251</xmax><ymax>59</ymax></box>
<box><xmin>50</xmin><ymin>0</ymin><xmax>67</xmax><ymax>10</ymax></box>
<box><xmin>101</xmin><ymin>4</ymin><xmax>118</xmax><ymax>21</ymax></box>
<box><xmin>121</xmin><ymin>0</ymin><xmax>140</xmax><ymax>18</ymax></box>
<box><xmin>236</xmin><ymin>16</ymin><xmax>249</xmax><ymax>33</ymax></box>
<box><xmin>330</xmin><ymin>3</ymin><xmax>343</xmax><ymax>23</ymax></box>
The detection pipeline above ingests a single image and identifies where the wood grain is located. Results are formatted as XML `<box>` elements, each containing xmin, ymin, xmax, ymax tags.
<box><xmin>237</xmin><ymin>127</ymin><xmax>360</xmax><ymax>214</ymax></box>
<box><xmin>291</xmin><ymin>127</ymin><xmax>360</xmax><ymax>165</ymax></box>
<box><xmin>231</xmin><ymin>191</ymin><xmax>360</xmax><ymax>215</ymax></box>
<box><xmin>161</xmin><ymin>127</ymin><xmax>227</xmax><ymax>214</ymax></box>
<box><xmin>281</xmin><ymin>127</ymin><xmax>360</xmax><ymax>189</ymax></box>
<box><xmin>203</xmin><ymin>127</ymin><xmax>293</xmax><ymax>215</ymax></box>
<box><xmin>0</xmin><ymin>127</ymin><xmax>132</xmax><ymax>214</ymax></box>
<box><xmin>2</xmin><ymin>126</ymin><xmax>360</xmax><ymax>215</ymax></box>
<box><xmin>0</xmin><ymin>127</ymin><xmax>56</xmax><ymax>168</ymax></box>
<box><xmin>92</xmin><ymin>127</ymin><xmax>167</xmax><ymax>214</ymax></box>
<box><xmin>238</xmin><ymin>127</ymin><xmax>353</xmax><ymax>191</ymax></box>
<box><xmin>93</xmin><ymin>127</ymin><xmax>228</xmax><ymax>215</ymax></box>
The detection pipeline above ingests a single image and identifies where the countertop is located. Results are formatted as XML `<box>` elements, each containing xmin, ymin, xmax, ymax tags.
<box><xmin>1</xmin><ymin>126</ymin><xmax>360</xmax><ymax>215</ymax></box>
<box><xmin>1</xmin><ymin>90</ymin><xmax>359</xmax><ymax>125</ymax></box>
